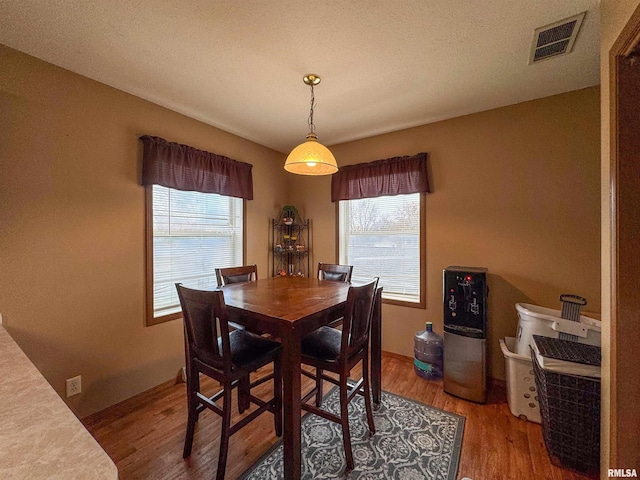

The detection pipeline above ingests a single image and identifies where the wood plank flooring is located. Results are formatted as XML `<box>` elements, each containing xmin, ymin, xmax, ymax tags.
<box><xmin>83</xmin><ymin>352</ymin><xmax>599</xmax><ymax>480</ymax></box>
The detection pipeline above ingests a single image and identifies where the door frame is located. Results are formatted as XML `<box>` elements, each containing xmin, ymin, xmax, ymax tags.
<box><xmin>608</xmin><ymin>3</ymin><xmax>640</xmax><ymax>468</ymax></box>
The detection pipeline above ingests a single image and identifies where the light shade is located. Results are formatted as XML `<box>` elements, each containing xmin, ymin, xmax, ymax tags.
<box><xmin>284</xmin><ymin>134</ymin><xmax>338</xmax><ymax>175</ymax></box>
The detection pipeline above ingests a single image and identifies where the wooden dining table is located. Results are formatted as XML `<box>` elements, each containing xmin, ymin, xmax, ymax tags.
<box><xmin>221</xmin><ymin>275</ymin><xmax>382</xmax><ymax>480</ymax></box>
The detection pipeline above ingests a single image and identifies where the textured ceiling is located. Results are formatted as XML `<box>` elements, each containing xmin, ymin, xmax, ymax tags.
<box><xmin>0</xmin><ymin>0</ymin><xmax>600</xmax><ymax>153</ymax></box>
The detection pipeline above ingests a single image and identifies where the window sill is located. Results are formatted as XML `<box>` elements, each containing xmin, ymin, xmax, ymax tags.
<box><xmin>147</xmin><ymin>311</ymin><xmax>182</xmax><ymax>326</ymax></box>
<box><xmin>382</xmin><ymin>296</ymin><xmax>426</xmax><ymax>309</ymax></box>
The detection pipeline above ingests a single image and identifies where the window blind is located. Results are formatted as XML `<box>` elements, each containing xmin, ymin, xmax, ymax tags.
<box><xmin>339</xmin><ymin>193</ymin><xmax>421</xmax><ymax>303</ymax></box>
<box><xmin>152</xmin><ymin>185</ymin><xmax>243</xmax><ymax>318</ymax></box>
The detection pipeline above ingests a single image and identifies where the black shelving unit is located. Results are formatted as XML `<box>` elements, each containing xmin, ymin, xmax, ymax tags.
<box><xmin>272</xmin><ymin>215</ymin><xmax>310</xmax><ymax>277</ymax></box>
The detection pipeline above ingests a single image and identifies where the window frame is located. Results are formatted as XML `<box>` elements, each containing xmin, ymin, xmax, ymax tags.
<box><xmin>144</xmin><ymin>185</ymin><xmax>246</xmax><ymax>326</ymax></box>
<box><xmin>336</xmin><ymin>193</ymin><xmax>426</xmax><ymax>309</ymax></box>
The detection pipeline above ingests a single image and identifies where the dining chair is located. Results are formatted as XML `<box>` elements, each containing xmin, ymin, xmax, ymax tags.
<box><xmin>300</xmin><ymin>278</ymin><xmax>379</xmax><ymax>472</ymax></box>
<box><xmin>216</xmin><ymin>264</ymin><xmax>276</xmax><ymax>413</ymax></box>
<box><xmin>317</xmin><ymin>262</ymin><xmax>353</xmax><ymax>283</ymax></box>
<box><xmin>175</xmin><ymin>284</ymin><xmax>282</xmax><ymax>480</ymax></box>
<box><xmin>215</xmin><ymin>264</ymin><xmax>258</xmax><ymax>287</ymax></box>
<box><xmin>313</xmin><ymin>262</ymin><xmax>355</xmax><ymax>403</ymax></box>
<box><xmin>216</xmin><ymin>264</ymin><xmax>270</xmax><ymax>411</ymax></box>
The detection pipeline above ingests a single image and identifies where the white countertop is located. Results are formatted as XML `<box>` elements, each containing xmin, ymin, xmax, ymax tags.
<box><xmin>0</xmin><ymin>324</ymin><xmax>118</xmax><ymax>479</ymax></box>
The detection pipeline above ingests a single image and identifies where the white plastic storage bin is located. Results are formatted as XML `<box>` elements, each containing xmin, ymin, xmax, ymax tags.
<box><xmin>499</xmin><ymin>337</ymin><xmax>541</xmax><ymax>423</ymax></box>
<box><xmin>514</xmin><ymin>303</ymin><xmax>601</xmax><ymax>356</ymax></box>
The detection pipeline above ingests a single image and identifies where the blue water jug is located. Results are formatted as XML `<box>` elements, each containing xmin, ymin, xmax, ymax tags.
<box><xmin>414</xmin><ymin>322</ymin><xmax>443</xmax><ymax>380</ymax></box>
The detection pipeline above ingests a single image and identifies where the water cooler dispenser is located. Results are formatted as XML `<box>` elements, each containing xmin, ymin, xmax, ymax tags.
<box><xmin>443</xmin><ymin>266</ymin><xmax>488</xmax><ymax>403</ymax></box>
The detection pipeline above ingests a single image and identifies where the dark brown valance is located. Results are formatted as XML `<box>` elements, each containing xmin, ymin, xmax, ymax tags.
<box><xmin>331</xmin><ymin>153</ymin><xmax>429</xmax><ymax>202</ymax></box>
<box><xmin>140</xmin><ymin>135</ymin><xmax>253</xmax><ymax>200</ymax></box>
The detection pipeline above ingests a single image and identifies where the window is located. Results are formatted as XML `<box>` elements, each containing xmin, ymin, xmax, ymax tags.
<box><xmin>140</xmin><ymin>135</ymin><xmax>253</xmax><ymax>326</ymax></box>
<box><xmin>332</xmin><ymin>153</ymin><xmax>429</xmax><ymax>308</ymax></box>
<box><xmin>146</xmin><ymin>185</ymin><xmax>244</xmax><ymax>324</ymax></box>
<box><xmin>339</xmin><ymin>192</ymin><xmax>425</xmax><ymax>307</ymax></box>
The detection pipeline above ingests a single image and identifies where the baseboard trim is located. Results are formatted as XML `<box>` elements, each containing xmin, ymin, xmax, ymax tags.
<box><xmin>382</xmin><ymin>350</ymin><xmax>413</xmax><ymax>363</ymax></box>
<box><xmin>381</xmin><ymin>350</ymin><xmax>505</xmax><ymax>387</ymax></box>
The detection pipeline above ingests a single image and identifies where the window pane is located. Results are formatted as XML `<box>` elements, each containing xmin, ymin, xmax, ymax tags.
<box><xmin>152</xmin><ymin>185</ymin><xmax>243</xmax><ymax>318</ymax></box>
<box><xmin>339</xmin><ymin>193</ymin><xmax>421</xmax><ymax>303</ymax></box>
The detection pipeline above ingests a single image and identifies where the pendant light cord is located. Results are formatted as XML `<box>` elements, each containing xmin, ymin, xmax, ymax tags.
<box><xmin>307</xmin><ymin>84</ymin><xmax>316</xmax><ymax>135</ymax></box>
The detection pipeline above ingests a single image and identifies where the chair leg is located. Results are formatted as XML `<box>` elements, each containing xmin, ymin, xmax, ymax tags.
<box><xmin>362</xmin><ymin>354</ymin><xmax>376</xmax><ymax>435</ymax></box>
<box><xmin>238</xmin><ymin>374</ymin><xmax>250</xmax><ymax>413</ymax></box>
<box><xmin>273</xmin><ymin>355</ymin><xmax>283</xmax><ymax>437</ymax></box>
<box><xmin>183</xmin><ymin>368</ymin><xmax>199</xmax><ymax>458</ymax></box>
<box><xmin>315</xmin><ymin>367</ymin><xmax>324</xmax><ymax>407</ymax></box>
<box><xmin>216</xmin><ymin>383</ymin><xmax>233</xmax><ymax>480</ymax></box>
<box><xmin>339</xmin><ymin>373</ymin><xmax>354</xmax><ymax>471</ymax></box>
<box><xmin>183</xmin><ymin>414</ymin><xmax>196</xmax><ymax>459</ymax></box>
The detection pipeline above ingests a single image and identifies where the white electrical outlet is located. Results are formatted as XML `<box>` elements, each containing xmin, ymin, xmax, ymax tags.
<box><xmin>66</xmin><ymin>375</ymin><xmax>82</xmax><ymax>397</ymax></box>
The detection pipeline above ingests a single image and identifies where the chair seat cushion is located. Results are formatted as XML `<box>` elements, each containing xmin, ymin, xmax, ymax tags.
<box><xmin>301</xmin><ymin>326</ymin><xmax>342</xmax><ymax>363</ymax></box>
<box><xmin>223</xmin><ymin>330</ymin><xmax>282</xmax><ymax>372</ymax></box>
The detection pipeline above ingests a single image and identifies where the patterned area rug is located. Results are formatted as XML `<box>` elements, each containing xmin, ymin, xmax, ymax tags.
<box><xmin>239</xmin><ymin>388</ymin><xmax>465</xmax><ymax>480</ymax></box>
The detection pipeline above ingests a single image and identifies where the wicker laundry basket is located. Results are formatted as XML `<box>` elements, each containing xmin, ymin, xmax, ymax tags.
<box><xmin>530</xmin><ymin>335</ymin><xmax>600</xmax><ymax>473</ymax></box>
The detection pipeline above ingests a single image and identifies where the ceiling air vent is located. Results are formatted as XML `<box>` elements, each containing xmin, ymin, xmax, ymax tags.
<box><xmin>529</xmin><ymin>12</ymin><xmax>586</xmax><ymax>64</ymax></box>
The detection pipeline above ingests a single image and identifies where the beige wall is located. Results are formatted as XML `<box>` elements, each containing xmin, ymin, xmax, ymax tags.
<box><xmin>600</xmin><ymin>0</ymin><xmax>640</xmax><ymax>474</ymax></box>
<box><xmin>0</xmin><ymin>42</ymin><xmax>602</xmax><ymax>419</ymax></box>
<box><xmin>0</xmin><ymin>45</ymin><xmax>287</xmax><ymax>418</ymax></box>
<box><xmin>290</xmin><ymin>87</ymin><xmax>601</xmax><ymax>382</ymax></box>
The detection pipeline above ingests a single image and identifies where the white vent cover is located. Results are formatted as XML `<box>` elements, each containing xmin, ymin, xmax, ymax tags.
<box><xmin>529</xmin><ymin>12</ymin><xmax>586</xmax><ymax>64</ymax></box>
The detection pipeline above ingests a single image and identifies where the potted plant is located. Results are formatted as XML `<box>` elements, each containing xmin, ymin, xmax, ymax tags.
<box><xmin>282</xmin><ymin>205</ymin><xmax>299</xmax><ymax>225</ymax></box>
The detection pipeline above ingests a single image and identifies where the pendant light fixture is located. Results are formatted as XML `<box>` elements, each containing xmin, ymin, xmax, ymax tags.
<box><xmin>284</xmin><ymin>74</ymin><xmax>338</xmax><ymax>175</ymax></box>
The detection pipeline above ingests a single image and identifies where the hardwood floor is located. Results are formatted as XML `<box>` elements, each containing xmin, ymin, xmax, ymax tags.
<box><xmin>83</xmin><ymin>352</ymin><xmax>599</xmax><ymax>480</ymax></box>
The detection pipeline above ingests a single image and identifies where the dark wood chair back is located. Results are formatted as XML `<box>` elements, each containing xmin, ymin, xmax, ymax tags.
<box><xmin>176</xmin><ymin>284</ymin><xmax>231</xmax><ymax>374</ymax></box>
<box><xmin>341</xmin><ymin>278</ymin><xmax>378</xmax><ymax>358</ymax></box>
<box><xmin>215</xmin><ymin>264</ymin><xmax>257</xmax><ymax>287</ymax></box>
<box><xmin>317</xmin><ymin>262</ymin><xmax>353</xmax><ymax>283</ymax></box>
